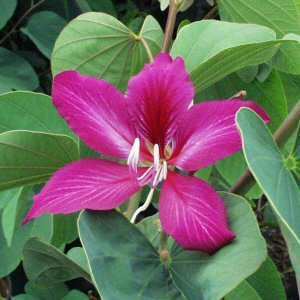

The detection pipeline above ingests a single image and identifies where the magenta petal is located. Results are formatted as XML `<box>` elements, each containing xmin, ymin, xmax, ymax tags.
<box><xmin>171</xmin><ymin>100</ymin><xmax>270</xmax><ymax>171</ymax></box>
<box><xmin>25</xmin><ymin>159</ymin><xmax>141</xmax><ymax>222</ymax></box>
<box><xmin>127</xmin><ymin>53</ymin><xmax>195</xmax><ymax>149</ymax></box>
<box><xmin>53</xmin><ymin>71</ymin><xmax>135</xmax><ymax>159</ymax></box>
<box><xmin>159</xmin><ymin>172</ymin><xmax>235</xmax><ymax>254</ymax></box>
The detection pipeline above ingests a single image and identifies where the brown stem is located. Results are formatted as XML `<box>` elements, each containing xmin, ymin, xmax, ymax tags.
<box><xmin>162</xmin><ymin>0</ymin><xmax>178</xmax><ymax>53</ymax></box>
<box><xmin>0</xmin><ymin>0</ymin><xmax>46</xmax><ymax>45</ymax></box>
<box><xmin>230</xmin><ymin>101</ymin><xmax>300</xmax><ymax>195</ymax></box>
<box><xmin>203</xmin><ymin>5</ymin><xmax>218</xmax><ymax>20</ymax></box>
<box><xmin>0</xmin><ymin>278</ymin><xmax>10</xmax><ymax>298</ymax></box>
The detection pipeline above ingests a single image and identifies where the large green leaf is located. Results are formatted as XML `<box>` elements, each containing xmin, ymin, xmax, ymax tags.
<box><xmin>52</xmin><ymin>13</ymin><xmax>163</xmax><ymax>90</ymax></box>
<box><xmin>21</xmin><ymin>11</ymin><xmax>67</xmax><ymax>59</ymax></box>
<box><xmin>0</xmin><ymin>130</ymin><xmax>79</xmax><ymax>191</ymax></box>
<box><xmin>0</xmin><ymin>188</ymin><xmax>52</xmax><ymax>277</ymax></box>
<box><xmin>78</xmin><ymin>192</ymin><xmax>266</xmax><ymax>300</ymax></box>
<box><xmin>236</xmin><ymin>108</ymin><xmax>300</xmax><ymax>246</ymax></box>
<box><xmin>0</xmin><ymin>91</ymin><xmax>73</xmax><ymax>136</ymax></box>
<box><xmin>218</xmin><ymin>0</ymin><xmax>300</xmax><ymax>74</ymax></box>
<box><xmin>0</xmin><ymin>48</ymin><xmax>39</xmax><ymax>93</ymax></box>
<box><xmin>0</xmin><ymin>0</ymin><xmax>17</xmax><ymax>30</ymax></box>
<box><xmin>23</xmin><ymin>238</ymin><xmax>91</xmax><ymax>285</ymax></box>
<box><xmin>171</xmin><ymin>20</ymin><xmax>282</xmax><ymax>92</ymax></box>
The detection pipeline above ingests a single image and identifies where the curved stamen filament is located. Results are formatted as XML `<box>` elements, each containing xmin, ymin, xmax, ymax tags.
<box><xmin>131</xmin><ymin>188</ymin><xmax>155</xmax><ymax>224</ymax></box>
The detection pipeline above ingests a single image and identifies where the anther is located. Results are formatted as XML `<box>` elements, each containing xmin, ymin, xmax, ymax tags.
<box><xmin>127</xmin><ymin>138</ymin><xmax>140</xmax><ymax>172</ymax></box>
<box><xmin>153</xmin><ymin>144</ymin><xmax>160</xmax><ymax>171</ymax></box>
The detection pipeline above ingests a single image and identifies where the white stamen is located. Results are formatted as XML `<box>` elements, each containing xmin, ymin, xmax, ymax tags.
<box><xmin>152</xmin><ymin>164</ymin><xmax>163</xmax><ymax>187</ymax></box>
<box><xmin>153</xmin><ymin>144</ymin><xmax>160</xmax><ymax>171</ymax></box>
<box><xmin>131</xmin><ymin>188</ymin><xmax>155</xmax><ymax>223</ymax></box>
<box><xmin>137</xmin><ymin>166</ymin><xmax>154</xmax><ymax>186</ymax></box>
<box><xmin>162</xmin><ymin>160</ymin><xmax>168</xmax><ymax>180</ymax></box>
<box><xmin>127</xmin><ymin>138</ymin><xmax>140</xmax><ymax>172</ymax></box>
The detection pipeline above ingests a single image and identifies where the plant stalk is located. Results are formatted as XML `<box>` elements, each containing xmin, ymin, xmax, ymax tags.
<box><xmin>159</xmin><ymin>231</ymin><xmax>170</xmax><ymax>264</ymax></box>
<box><xmin>230</xmin><ymin>101</ymin><xmax>300</xmax><ymax>195</ymax></box>
<box><xmin>162</xmin><ymin>0</ymin><xmax>179</xmax><ymax>52</ymax></box>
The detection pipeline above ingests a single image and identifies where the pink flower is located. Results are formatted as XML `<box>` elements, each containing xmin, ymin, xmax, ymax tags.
<box><xmin>25</xmin><ymin>54</ymin><xmax>269</xmax><ymax>254</ymax></box>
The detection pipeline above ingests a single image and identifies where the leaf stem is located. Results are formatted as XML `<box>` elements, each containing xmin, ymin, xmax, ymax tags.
<box><xmin>230</xmin><ymin>101</ymin><xmax>300</xmax><ymax>195</ymax></box>
<box><xmin>162</xmin><ymin>0</ymin><xmax>179</xmax><ymax>53</ymax></box>
<box><xmin>159</xmin><ymin>231</ymin><xmax>170</xmax><ymax>264</ymax></box>
<box><xmin>140</xmin><ymin>37</ymin><xmax>154</xmax><ymax>63</ymax></box>
<box><xmin>124</xmin><ymin>191</ymin><xmax>142</xmax><ymax>220</ymax></box>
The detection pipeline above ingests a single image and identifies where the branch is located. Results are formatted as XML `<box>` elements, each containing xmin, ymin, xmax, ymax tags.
<box><xmin>230</xmin><ymin>101</ymin><xmax>300</xmax><ymax>195</ymax></box>
<box><xmin>0</xmin><ymin>0</ymin><xmax>46</xmax><ymax>45</ymax></box>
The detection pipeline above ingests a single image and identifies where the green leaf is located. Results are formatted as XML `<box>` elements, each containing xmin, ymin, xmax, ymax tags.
<box><xmin>0</xmin><ymin>0</ymin><xmax>17</xmax><ymax>30</ymax></box>
<box><xmin>76</xmin><ymin>0</ymin><xmax>117</xmax><ymax>16</ymax></box>
<box><xmin>62</xmin><ymin>290</ymin><xmax>89</xmax><ymax>300</ymax></box>
<box><xmin>1</xmin><ymin>187</ymin><xmax>23</xmax><ymax>246</ymax></box>
<box><xmin>0</xmin><ymin>48</ymin><xmax>39</xmax><ymax>93</ymax></box>
<box><xmin>78</xmin><ymin>192</ymin><xmax>266</xmax><ymax>300</ymax></box>
<box><xmin>51</xmin><ymin>214</ymin><xmax>78</xmax><ymax>248</ymax></box>
<box><xmin>0</xmin><ymin>130</ymin><xmax>79</xmax><ymax>191</ymax></box>
<box><xmin>247</xmin><ymin>257</ymin><xmax>286</xmax><ymax>300</ymax></box>
<box><xmin>21</xmin><ymin>11</ymin><xmax>67</xmax><ymax>59</ymax></box>
<box><xmin>0</xmin><ymin>91</ymin><xmax>73</xmax><ymax>137</ymax></box>
<box><xmin>23</xmin><ymin>238</ymin><xmax>91</xmax><ymax>286</ymax></box>
<box><xmin>0</xmin><ymin>188</ymin><xmax>52</xmax><ymax>277</ymax></box>
<box><xmin>13</xmin><ymin>295</ymin><xmax>38</xmax><ymax>300</ymax></box>
<box><xmin>225</xmin><ymin>281</ymin><xmax>261</xmax><ymax>300</ymax></box>
<box><xmin>67</xmin><ymin>247</ymin><xmax>89</xmax><ymax>273</ymax></box>
<box><xmin>236</xmin><ymin>108</ymin><xmax>300</xmax><ymax>247</ymax></box>
<box><xmin>171</xmin><ymin>20</ymin><xmax>281</xmax><ymax>92</ymax></box>
<box><xmin>52</xmin><ymin>13</ymin><xmax>163</xmax><ymax>90</ymax></box>
<box><xmin>218</xmin><ymin>0</ymin><xmax>300</xmax><ymax>74</ymax></box>
<box><xmin>25</xmin><ymin>281</ymin><xmax>69</xmax><ymax>300</ymax></box>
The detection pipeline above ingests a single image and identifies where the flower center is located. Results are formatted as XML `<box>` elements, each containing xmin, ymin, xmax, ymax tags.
<box><xmin>127</xmin><ymin>138</ymin><xmax>169</xmax><ymax>187</ymax></box>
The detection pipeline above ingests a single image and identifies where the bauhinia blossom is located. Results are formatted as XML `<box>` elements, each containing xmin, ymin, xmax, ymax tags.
<box><xmin>25</xmin><ymin>54</ymin><xmax>269</xmax><ymax>254</ymax></box>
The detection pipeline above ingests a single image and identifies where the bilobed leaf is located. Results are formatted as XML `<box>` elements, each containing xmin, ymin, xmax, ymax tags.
<box><xmin>171</xmin><ymin>20</ymin><xmax>282</xmax><ymax>92</ymax></box>
<box><xmin>0</xmin><ymin>91</ymin><xmax>74</xmax><ymax>137</ymax></box>
<box><xmin>78</xmin><ymin>192</ymin><xmax>266</xmax><ymax>300</ymax></box>
<box><xmin>0</xmin><ymin>187</ymin><xmax>52</xmax><ymax>277</ymax></box>
<box><xmin>236</xmin><ymin>109</ymin><xmax>300</xmax><ymax>260</ymax></box>
<box><xmin>0</xmin><ymin>48</ymin><xmax>39</xmax><ymax>93</ymax></box>
<box><xmin>21</xmin><ymin>11</ymin><xmax>67</xmax><ymax>58</ymax></box>
<box><xmin>0</xmin><ymin>130</ymin><xmax>79</xmax><ymax>191</ymax></box>
<box><xmin>0</xmin><ymin>0</ymin><xmax>17</xmax><ymax>30</ymax></box>
<box><xmin>23</xmin><ymin>238</ymin><xmax>91</xmax><ymax>285</ymax></box>
<box><xmin>52</xmin><ymin>13</ymin><xmax>163</xmax><ymax>90</ymax></box>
